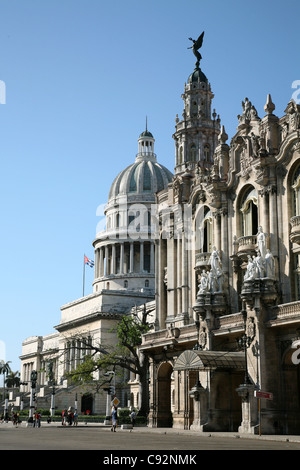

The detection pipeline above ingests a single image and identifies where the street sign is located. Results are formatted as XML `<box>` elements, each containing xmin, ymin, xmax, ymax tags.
<box><xmin>254</xmin><ymin>390</ymin><xmax>273</xmax><ymax>400</ymax></box>
<box><xmin>111</xmin><ymin>397</ymin><xmax>120</xmax><ymax>407</ymax></box>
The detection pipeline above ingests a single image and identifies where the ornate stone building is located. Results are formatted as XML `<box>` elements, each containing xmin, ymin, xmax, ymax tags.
<box><xmin>18</xmin><ymin>129</ymin><xmax>172</xmax><ymax>414</ymax></box>
<box><xmin>16</xmin><ymin>35</ymin><xmax>300</xmax><ymax>434</ymax></box>
<box><xmin>140</xmin><ymin>45</ymin><xmax>300</xmax><ymax>434</ymax></box>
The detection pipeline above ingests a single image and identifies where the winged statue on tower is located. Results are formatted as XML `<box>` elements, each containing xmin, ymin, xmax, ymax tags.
<box><xmin>188</xmin><ymin>31</ymin><xmax>205</xmax><ymax>69</ymax></box>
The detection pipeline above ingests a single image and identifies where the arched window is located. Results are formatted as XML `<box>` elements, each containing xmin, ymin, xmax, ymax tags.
<box><xmin>292</xmin><ymin>165</ymin><xmax>300</xmax><ymax>216</ymax></box>
<box><xmin>240</xmin><ymin>187</ymin><xmax>258</xmax><ymax>236</ymax></box>
<box><xmin>204</xmin><ymin>144</ymin><xmax>210</xmax><ymax>161</ymax></box>
<box><xmin>145</xmin><ymin>279</ymin><xmax>149</xmax><ymax>288</ymax></box>
<box><xmin>192</xmin><ymin>100</ymin><xmax>198</xmax><ymax>116</ymax></box>
<box><xmin>203</xmin><ymin>208</ymin><xmax>213</xmax><ymax>252</ymax></box>
<box><xmin>124</xmin><ymin>280</ymin><xmax>128</xmax><ymax>288</ymax></box>
<box><xmin>179</xmin><ymin>146</ymin><xmax>183</xmax><ymax>164</ymax></box>
<box><xmin>190</xmin><ymin>144</ymin><xmax>197</xmax><ymax>161</ymax></box>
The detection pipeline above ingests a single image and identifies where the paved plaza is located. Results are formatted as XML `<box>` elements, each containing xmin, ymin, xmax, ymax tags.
<box><xmin>1</xmin><ymin>423</ymin><xmax>300</xmax><ymax>452</ymax></box>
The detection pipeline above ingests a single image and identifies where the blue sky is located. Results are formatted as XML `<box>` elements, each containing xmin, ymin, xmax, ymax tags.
<box><xmin>0</xmin><ymin>0</ymin><xmax>299</xmax><ymax>376</ymax></box>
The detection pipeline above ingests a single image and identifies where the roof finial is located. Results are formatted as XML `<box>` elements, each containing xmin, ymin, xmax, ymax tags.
<box><xmin>146</xmin><ymin>115</ymin><xmax>148</xmax><ymax>132</ymax></box>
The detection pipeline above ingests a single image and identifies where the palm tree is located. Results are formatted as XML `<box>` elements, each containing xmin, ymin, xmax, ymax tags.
<box><xmin>5</xmin><ymin>370</ymin><xmax>20</xmax><ymax>388</ymax></box>
<box><xmin>0</xmin><ymin>361</ymin><xmax>11</xmax><ymax>400</ymax></box>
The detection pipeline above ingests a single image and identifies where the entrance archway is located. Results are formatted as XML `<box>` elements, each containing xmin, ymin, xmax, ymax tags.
<box><xmin>157</xmin><ymin>362</ymin><xmax>173</xmax><ymax>427</ymax></box>
<box><xmin>81</xmin><ymin>393</ymin><xmax>93</xmax><ymax>414</ymax></box>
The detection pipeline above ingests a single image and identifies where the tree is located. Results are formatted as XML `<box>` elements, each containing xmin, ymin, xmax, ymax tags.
<box><xmin>5</xmin><ymin>370</ymin><xmax>20</xmax><ymax>388</ymax></box>
<box><xmin>66</xmin><ymin>303</ymin><xmax>154</xmax><ymax>416</ymax></box>
<box><xmin>0</xmin><ymin>361</ymin><xmax>11</xmax><ymax>400</ymax></box>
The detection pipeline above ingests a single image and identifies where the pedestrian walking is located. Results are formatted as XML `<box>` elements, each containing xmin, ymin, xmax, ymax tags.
<box><xmin>62</xmin><ymin>409</ymin><xmax>67</xmax><ymax>426</ymax></box>
<box><xmin>111</xmin><ymin>406</ymin><xmax>118</xmax><ymax>432</ymax></box>
<box><xmin>130</xmin><ymin>410</ymin><xmax>136</xmax><ymax>427</ymax></box>
<box><xmin>73</xmin><ymin>410</ymin><xmax>78</xmax><ymax>426</ymax></box>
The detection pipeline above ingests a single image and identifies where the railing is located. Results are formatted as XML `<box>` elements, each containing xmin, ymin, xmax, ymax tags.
<box><xmin>236</xmin><ymin>235</ymin><xmax>257</xmax><ymax>258</ymax></box>
<box><xmin>290</xmin><ymin>216</ymin><xmax>300</xmax><ymax>244</ymax></box>
<box><xmin>195</xmin><ymin>251</ymin><xmax>211</xmax><ymax>268</ymax></box>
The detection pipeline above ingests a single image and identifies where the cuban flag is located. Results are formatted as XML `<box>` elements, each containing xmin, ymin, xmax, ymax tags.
<box><xmin>85</xmin><ymin>255</ymin><xmax>94</xmax><ymax>268</ymax></box>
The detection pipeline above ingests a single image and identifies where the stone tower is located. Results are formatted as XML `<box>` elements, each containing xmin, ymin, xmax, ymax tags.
<box><xmin>173</xmin><ymin>64</ymin><xmax>221</xmax><ymax>175</ymax></box>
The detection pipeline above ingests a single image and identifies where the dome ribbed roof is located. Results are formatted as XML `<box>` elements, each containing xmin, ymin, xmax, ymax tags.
<box><xmin>188</xmin><ymin>67</ymin><xmax>207</xmax><ymax>84</ymax></box>
<box><xmin>108</xmin><ymin>158</ymin><xmax>173</xmax><ymax>202</ymax></box>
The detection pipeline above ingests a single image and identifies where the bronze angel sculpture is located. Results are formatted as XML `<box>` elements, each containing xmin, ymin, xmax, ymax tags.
<box><xmin>188</xmin><ymin>31</ymin><xmax>204</xmax><ymax>69</ymax></box>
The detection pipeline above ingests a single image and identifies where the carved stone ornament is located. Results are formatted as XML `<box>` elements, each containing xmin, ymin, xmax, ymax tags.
<box><xmin>199</xmin><ymin>327</ymin><xmax>207</xmax><ymax>348</ymax></box>
<box><xmin>246</xmin><ymin>317</ymin><xmax>256</xmax><ymax>341</ymax></box>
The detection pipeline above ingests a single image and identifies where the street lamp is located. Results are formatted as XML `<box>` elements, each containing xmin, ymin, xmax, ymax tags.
<box><xmin>50</xmin><ymin>382</ymin><xmax>56</xmax><ymax>417</ymax></box>
<box><xmin>29</xmin><ymin>370</ymin><xmax>37</xmax><ymax>419</ymax></box>
<box><xmin>237</xmin><ymin>333</ymin><xmax>252</xmax><ymax>385</ymax></box>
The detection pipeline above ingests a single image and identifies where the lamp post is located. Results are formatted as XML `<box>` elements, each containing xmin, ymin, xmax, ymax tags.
<box><xmin>19</xmin><ymin>381</ymin><xmax>28</xmax><ymax>411</ymax></box>
<box><xmin>237</xmin><ymin>333</ymin><xmax>252</xmax><ymax>385</ymax></box>
<box><xmin>29</xmin><ymin>370</ymin><xmax>37</xmax><ymax>419</ymax></box>
<box><xmin>50</xmin><ymin>383</ymin><xmax>55</xmax><ymax>417</ymax></box>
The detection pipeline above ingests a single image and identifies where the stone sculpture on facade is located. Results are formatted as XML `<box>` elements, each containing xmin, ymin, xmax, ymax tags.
<box><xmin>244</xmin><ymin>227</ymin><xmax>276</xmax><ymax>281</ymax></box>
<box><xmin>197</xmin><ymin>247</ymin><xmax>225</xmax><ymax>295</ymax></box>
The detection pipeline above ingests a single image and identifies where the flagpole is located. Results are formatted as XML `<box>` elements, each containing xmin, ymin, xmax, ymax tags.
<box><xmin>83</xmin><ymin>254</ymin><xmax>86</xmax><ymax>297</ymax></box>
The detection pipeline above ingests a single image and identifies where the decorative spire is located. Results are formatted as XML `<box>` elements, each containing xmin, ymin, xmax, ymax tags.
<box><xmin>264</xmin><ymin>94</ymin><xmax>275</xmax><ymax>115</ymax></box>
<box><xmin>218</xmin><ymin>125</ymin><xmax>228</xmax><ymax>144</ymax></box>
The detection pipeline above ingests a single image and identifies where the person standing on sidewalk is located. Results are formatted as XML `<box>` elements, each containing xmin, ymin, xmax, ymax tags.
<box><xmin>111</xmin><ymin>406</ymin><xmax>118</xmax><ymax>432</ymax></box>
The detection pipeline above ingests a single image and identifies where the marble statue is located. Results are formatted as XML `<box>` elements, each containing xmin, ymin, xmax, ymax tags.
<box><xmin>257</xmin><ymin>226</ymin><xmax>267</xmax><ymax>259</ymax></box>
<box><xmin>265</xmin><ymin>249</ymin><xmax>275</xmax><ymax>279</ymax></box>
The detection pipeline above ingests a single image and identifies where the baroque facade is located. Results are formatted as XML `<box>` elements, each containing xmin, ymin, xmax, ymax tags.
<box><xmin>15</xmin><ymin>37</ymin><xmax>300</xmax><ymax>435</ymax></box>
<box><xmin>140</xmin><ymin>59</ymin><xmax>300</xmax><ymax>434</ymax></box>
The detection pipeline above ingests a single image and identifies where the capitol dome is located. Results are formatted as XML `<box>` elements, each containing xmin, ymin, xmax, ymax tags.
<box><xmin>107</xmin><ymin>128</ymin><xmax>173</xmax><ymax>205</ymax></box>
<box><xmin>92</xmin><ymin>126</ymin><xmax>173</xmax><ymax>295</ymax></box>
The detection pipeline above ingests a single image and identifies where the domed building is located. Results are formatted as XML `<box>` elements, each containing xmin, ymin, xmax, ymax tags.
<box><xmin>18</xmin><ymin>126</ymin><xmax>173</xmax><ymax>415</ymax></box>
<box><xmin>93</xmin><ymin>126</ymin><xmax>173</xmax><ymax>294</ymax></box>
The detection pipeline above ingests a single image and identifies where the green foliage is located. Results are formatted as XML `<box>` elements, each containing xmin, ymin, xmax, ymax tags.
<box><xmin>116</xmin><ymin>314</ymin><xmax>150</xmax><ymax>349</ymax></box>
<box><xmin>67</xmin><ymin>355</ymin><xmax>95</xmax><ymax>385</ymax></box>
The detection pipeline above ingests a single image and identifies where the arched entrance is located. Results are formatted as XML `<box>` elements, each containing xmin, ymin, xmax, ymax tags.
<box><xmin>281</xmin><ymin>344</ymin><xmax>300</xmax><ymax>434</ymax></box>
<box><xmin>81</xmin><ymin>393</ymin><xmax>93</xmax><ymax>414</ymax></box>
<box><xmin>156</xmin><ymin>362</ymin><xmax>173</xmax><ymax>427</ymax></box>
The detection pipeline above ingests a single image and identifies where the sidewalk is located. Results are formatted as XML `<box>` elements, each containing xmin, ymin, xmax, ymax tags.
<box><xmin>6</xmin><ymin>420</ymin><xmax>300</xmax><ymax>444</ymax></box>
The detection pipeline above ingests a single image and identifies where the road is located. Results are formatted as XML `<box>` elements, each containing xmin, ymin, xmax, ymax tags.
<box><xmin>1</xmin><ymin>424</ymin><xmax>300</xmax><ymax>452</ymax></box>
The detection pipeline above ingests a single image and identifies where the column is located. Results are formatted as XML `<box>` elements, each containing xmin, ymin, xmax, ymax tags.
<box><xmin>177</xmin><ymin>237</ymin><xmax>182</xmax><ymax>315</ymax></box>
<box><xmin>130</xmin><ymin>242</ymin><xmax>134</xmax><ymax>273</ymax></box>
<box><xmin>221</xmin><ymin>209</ymin><xmax>229</xmax><ymax>272</ymax></box>
<box><xmin>112</xmin><ymin>244</ymin><xmax>116</xmax><ymax>274</ymax></box>
<box><xmin>99</xmin><ymin>247</ymin><xmax>104</xmax><ymax>277</ymax></box>
<box><xmin>213</xmin><ymin>210</ymin><xmax>221</xmax><ymax>251</ymax></box>
<box><xmin>120</xmin><ymin>242</ymin><xmax>124</xmax><ymax>274</ymax></box>
<box><xmin>167</xmin><ymin>238</ymin><xmax>177</xmax><ymax>322</ymax></box>
<box><xmin>158</xmin><ymin>238</ymin><xmax>167</xmax><ymax>329</ymax></box>
<box><xmin>182</xmin><ymin>236</ymin><xmax>188</xmax><ymax>314</ymax></box>
<box><xmin>105</xmin><ymin>246</ymin><xmax>109</xmax><ymax>276</ymax></box>
<box><xmin>269</xmin><ymin>185</ymin><xmax>278</xmax><ymax>256</ymax></box>
<box><xmin>150</xmin><ymin>241</ymin><xmax>155</xmax><ymax>273</ymax></box>
<box><xmin>140</xmin><ymin>242</ymin><xmax>144</xmax><ymax>272</ymax></box>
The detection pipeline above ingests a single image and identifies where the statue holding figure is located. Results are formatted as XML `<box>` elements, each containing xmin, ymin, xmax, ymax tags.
<box><xmin>198</xmin><ymin>270</ymin><xmax>209</xmax><ymax>294</ymax></box>
<box><xmin>188</xmin><ymin>31</ymin><xmax>204</xmax><ymax>69</ymax></box>
<box><xmin>257</xmin><ymin>226</ymin><xmax>267</xmax><ymax>259</ymax></box>
<box><xmin>209</xmin><ymin>246</ymin><xmax>222</xmax><ymax>275</ymax></box>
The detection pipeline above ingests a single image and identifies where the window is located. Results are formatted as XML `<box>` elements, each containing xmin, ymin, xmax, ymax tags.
<box><xmin>294</xmin><ymin>254</ymin><xmax>300</xmax><ymax>300</ymax></box>
<box><xmin>190</xmin><ymin>144</ymin><xmax>197</xmax><ymax>161</ymax></box>
<box><xmin>124</xmin><ymin>280</ymin><xmax>128</xmax><ymax>288</ymax></box>
<box><xmin>179</xmin><ymin>147</ymin><xmax>183</xmax><ymax>164</ymax></box>
<box><xmin>203</xmin><ymin>209</ymin><xmax>213</xmax><ymax>252</ymax></box>
<box><xmin>145</xmin><ymin>279</ymin><xmax>149</xmax><ymax>288</ymax></box>
<box><xmin>292</xmin><ymin>165</ymin><xmax>300</xmax><ymax>216</ymax></box>
<box><xmin>204</xmin><ymin>144</ymin><xmax>210</xmax><ymax>161</ymax></box>
<box><xmin>240</xmin><ymin>187</ymin><xmax>258</xmax><ymax>236</ymax></box>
